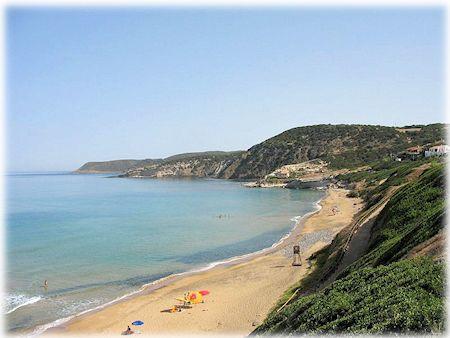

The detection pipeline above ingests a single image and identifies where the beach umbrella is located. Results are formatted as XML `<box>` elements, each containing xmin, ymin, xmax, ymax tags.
<box><xmin>187</xmin><ymin>291</ymin><xmax>203</xmax><ymax>304</ymax></box>
<box><xmin>132</xmin><ymin>320</ymin><xmax>144</xmax><ymax>326</ymax></box>
<box><xmin>199</xmin><ymin>290</ymin><xmax>210</xmax><ymax>296</ymax></box>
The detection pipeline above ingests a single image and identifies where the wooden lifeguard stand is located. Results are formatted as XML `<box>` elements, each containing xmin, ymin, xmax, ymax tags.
<box><xmin>292</xmin><ymin>245</ymin><xmax>302</xmax><ymax>266</ymax></box>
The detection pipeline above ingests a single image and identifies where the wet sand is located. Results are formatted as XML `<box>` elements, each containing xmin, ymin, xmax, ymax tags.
<box><xmin>48</xmin><ymin>188</ymin><xmax>361</xmax><ymax>336</ymax></box>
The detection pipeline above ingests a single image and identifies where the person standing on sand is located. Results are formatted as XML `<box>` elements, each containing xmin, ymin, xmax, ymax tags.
<box><xmin>123</xmin><ymin>326</ymin><xmax>134</xmax><ymax>335</ymax></box>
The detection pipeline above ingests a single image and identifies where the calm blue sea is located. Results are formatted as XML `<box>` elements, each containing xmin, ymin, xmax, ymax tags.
<box><xmin>5</xmin><ymin>172</ymin><xmax>324</xmax><ymax>333</ymax></box>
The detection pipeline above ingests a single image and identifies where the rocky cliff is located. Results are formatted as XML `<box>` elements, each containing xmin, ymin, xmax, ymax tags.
<box><xmin>76</xmin><ymin>124</ymin><xmax>445</xmax><ymax>178</ymax></box>
<box><xmin>119</xmin><ymin>151</ymin><xmax>243</xmax><ymax>178</ymax></box>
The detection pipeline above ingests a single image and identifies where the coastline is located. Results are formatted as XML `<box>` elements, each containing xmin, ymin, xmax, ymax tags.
<box><xmin>40</xmin><ymin>187</ymin><xmax>361</xmax><ymax>336</ymax></box>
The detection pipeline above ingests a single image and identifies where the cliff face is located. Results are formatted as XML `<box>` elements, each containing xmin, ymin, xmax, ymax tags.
<box><xmin>119</xmin><ymin>151</ymin><xmax>243</xmax><ymax>178</ymax></box>
<box><xmin>75</xmin><ymin>124</ymin><xmax>445</xmax><ymax>178</ymax></box>
<box><xmin>244</xmin><ymin>159</ymin><xmax>335</xmax><ymax>188</ymax></box>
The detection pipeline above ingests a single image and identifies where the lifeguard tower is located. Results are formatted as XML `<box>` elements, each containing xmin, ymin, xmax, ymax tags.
<box><xmin>292</xmin><ymin>245</ymin><xmax>302</xmax><ymax>266</ymax></box>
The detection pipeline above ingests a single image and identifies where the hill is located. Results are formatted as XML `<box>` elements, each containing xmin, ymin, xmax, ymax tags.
<box><xmin>75</xmin><ymin>151</ymin><xmax>242</xmax><ymax>176</ymax></box>
<box><xmin>75</xmin><ymin>123</ymin><xmax>445</xmax><ymax>178</ymax></box>
<box><xmin>163</xmin><ymin>151</ymin><xmax>243</xmax><ymax>162</ymax></box>
<box><xmin>75</xmin><ymin>159</ymin><xmax>160</xmax><ymax>173</ymax></box>
<box><xmin>119</xmin><ymin>151</ymin><xmax>244</xmax><ymax>178</ymax></box>
<box><xmin>229</xmin><ymin>123</ymin><xmax>445</xmax><ymax>179</ymax></box>
<box><xmin>253</xmin><ymin>160</ymin><xmax>445</xmax><ymax>334</ymax></box>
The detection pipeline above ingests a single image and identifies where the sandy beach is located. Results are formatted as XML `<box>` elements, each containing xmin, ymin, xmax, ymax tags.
<box><xmin>45</xmin><ymin>188</ymin><xmax>361</xmax><ymax>336</ymax></box>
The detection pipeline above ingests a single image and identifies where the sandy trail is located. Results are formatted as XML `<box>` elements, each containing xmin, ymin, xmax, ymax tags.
<box><xmin>46</xmin><ymin>188</ymin><xmax>361</xmax><ymax>336</ymax></box>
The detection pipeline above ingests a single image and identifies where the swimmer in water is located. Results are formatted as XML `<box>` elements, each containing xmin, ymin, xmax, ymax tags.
<box><xmin>42</xmin><ymin>280</ymin><xmax>48</xmax><ymax>290</ymax></box>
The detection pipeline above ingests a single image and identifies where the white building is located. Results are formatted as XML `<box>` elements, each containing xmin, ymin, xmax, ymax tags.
<box><xmin>425</xmin><ymin>145</ymin><xmax>449</xmax><ymax>157</ymax></box>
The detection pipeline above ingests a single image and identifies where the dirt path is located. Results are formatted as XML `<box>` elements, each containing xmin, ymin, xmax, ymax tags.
<box><xmin>323</xmin><ymin>163</ymin><xmax>432</xmax><ymax>286</ymax></box>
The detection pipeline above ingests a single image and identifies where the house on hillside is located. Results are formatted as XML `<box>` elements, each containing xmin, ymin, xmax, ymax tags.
<box><xmin>406</xmin><ymin>146</ymin><xmax>423</xmax><ymax>155</ymax></box>
<box><xmin>425</xmin><ymin>145</ymin><xmax>449</xmax><ymax>157</ymax></box>
<box><xmin>404</xmin><ymin>146</ymin><xmax>423</xmax><ymax>160</ymax></box>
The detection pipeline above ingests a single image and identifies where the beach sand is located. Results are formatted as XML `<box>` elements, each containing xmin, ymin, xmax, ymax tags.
<box><xmin>49</xmin><ymin>188</ymin><xmax>361</xmax><ymax>336</ymax></box>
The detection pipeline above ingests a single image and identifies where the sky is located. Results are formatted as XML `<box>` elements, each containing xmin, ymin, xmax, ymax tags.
<box><xmin>6</xmin><ymin>7</ymin><xmax>445</xmax><ymax>172</ymax></box>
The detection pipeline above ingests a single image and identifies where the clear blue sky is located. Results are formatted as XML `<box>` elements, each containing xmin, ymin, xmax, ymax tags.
<box><xmin>6</xmin><ymin>7</ymin><xmax>444</xmax><ymax>171</ymax></box>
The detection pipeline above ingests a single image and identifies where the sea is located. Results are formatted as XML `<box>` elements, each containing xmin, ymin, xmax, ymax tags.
<box><xmin>5</xmin><ymin>172</ymin><xmax>324</xmax><ymax>334</ymax></box>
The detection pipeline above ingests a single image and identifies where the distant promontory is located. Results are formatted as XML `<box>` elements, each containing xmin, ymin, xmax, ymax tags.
<box><xmin>75</xmin><ymin>123</ymin><xmax>446</xmax><ymax>179</ymax></box>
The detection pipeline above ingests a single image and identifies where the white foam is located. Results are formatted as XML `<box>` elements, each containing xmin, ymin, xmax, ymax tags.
<box><xmin>5</xmin><ymin>294</ymin><xmax>42</xmax><ymax>315</ymax></box>
<box><xmin>29</xmin><ymin>195</ymin><xmax>325</xmax><ymax>337</ymax></box>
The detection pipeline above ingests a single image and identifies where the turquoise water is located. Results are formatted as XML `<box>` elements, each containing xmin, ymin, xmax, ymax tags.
<box><xmin>5</xmin><ymin>173</ymin><xmax>324</xmax><ymax>333</ymax></box>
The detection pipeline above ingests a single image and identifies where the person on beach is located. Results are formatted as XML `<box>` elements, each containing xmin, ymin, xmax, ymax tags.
<box><xmin>123</xmin><ymin>326</ymin><xmax>134</xmax><ymax>335</ymax></box>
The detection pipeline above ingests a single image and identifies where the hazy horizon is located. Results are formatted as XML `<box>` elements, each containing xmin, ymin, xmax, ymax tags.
<box><xmin>6</xmin><ymin>120</ymin><xmax>448</xmax><ymax>173</ymax></box>
<box><xmin>7</xmin><ymin>7</ymin><xmax>444</xmax><ymax>171</ymax></box>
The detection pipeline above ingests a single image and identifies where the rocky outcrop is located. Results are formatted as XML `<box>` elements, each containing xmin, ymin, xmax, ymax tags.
<box><xmin>119</xmin><ymin>151</ymin><xmax>243</xmax><ymax>178</ymax></box>
<box><xmin>75</xmin><ymin>124</ymin><xmax>446</xmax><ymax>179</ymax></box>
<box><xmin>265</xmin><ymin>159</ymin><xmax>329</xmax><ymax>180</ymax></box>
<box><xmin>244</xmin><ymin>159</ymin><xmax>332</xmax><ymax>189</ymax></box>
<box><xmin>229</xmin><ymin>124</ymin><xmax>445</xmax><ymax>179</ymax></box>
<box><xmin>284</xmin><ymin>179</ymin><xmax>330</xmax><ymax>189</ymax></box>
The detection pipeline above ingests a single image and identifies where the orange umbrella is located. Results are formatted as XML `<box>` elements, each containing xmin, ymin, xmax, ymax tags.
<box><xmin>187</xmin><ymin>291</ymin><xmax>203</xmax><ymax>304</ymax></box>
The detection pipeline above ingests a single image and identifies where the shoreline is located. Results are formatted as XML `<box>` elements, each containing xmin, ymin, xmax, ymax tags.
<box><xmin>30</xmin><ymin>191</ymin><xmax>325</xmax><ymax>336</ymax></box>
<box><xmin>41</xmin><ymin>187</ymin><xmax>361</xmax><ymax>336</ymax></box>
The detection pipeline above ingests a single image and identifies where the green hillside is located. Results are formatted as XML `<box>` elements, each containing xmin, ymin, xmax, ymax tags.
<box><xmin>230</xmin><ymin>123</ymin><xmax>445</xmax><ymax>178</ymax></box>
<box><xmin>75</xmin><ymin>151</ymin><xmax>243</xmax><ymax>175</ymax></box>
<box><xmin>254</xmin><ymin>161</ymin><xmax>445</xmax><ymax>335</ymax></box>
<box><xmin>75</xmin><ymin>124</ymin><xmax>445</xmax><ymax>178</ymax></box>
<box><xmin>163</xmin><ymin>150</ymin><xmax>244</xmax><ymax>163</ymax></box>
<box><xmin>255</xmin><ymin>258</ymin><xmax>443</xmax><ymax>334</ymax></box>
<box><xmin>339</xmin><ymin>163</ymin><xmax>445</xmax><ymax>277</ymax></box>
<box><xmin>75</xmin><ymin>159</ymin><xmax>160</xmax><ymax>173</ymax></box>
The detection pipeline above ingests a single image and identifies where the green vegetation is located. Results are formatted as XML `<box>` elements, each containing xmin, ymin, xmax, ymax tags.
<box><xmin>230</xmin><ymin>123</ymin><xmax>445</xmax><ymax>179</ymax></box>
<box><xmin>255</xmin><ymin>258</ymin><xmax>444</xmax><ymax>334</ymax></box>
<box><xmin>76</xmin><ymin>151</ymin><xmax>244</xmax><ymax>176</ymax></box>
<box><xmin>265</xmin><ymin>176</ymin><xmax>285</xmax><ymax>184</ymax></box>
<box><xmin>336</xmin><ymin>157</ymin><xmax>430</xmax><ymax>185</ymax></box>
<box><xmin>339</xmin><ymin>163</ymin><xmax>445</xmax><ymax>278</ymax></box>
<box><xmin>336</xmin><ymin>157</ymin><xmax>437</xmax><ymax>208</ymax></box>
<box><xmin>76</xmin><ymin>124</ymin><xmax>445</xmax><ymax>178</ymax></box>
<box><xmin>255</xmin><ymin>163</ymin><xmax>446</xmax><ymax>335</ymax></box>
<box><xmin>163</xmin><ymin>150</ymin><xmax>244</xmax><ymax>163</ymax></box>
<box><xmin>75</xmin><ymin>159</ymin><xmax>160</xmax><ymax>173</ymax></box>
<box><xmin>76</xmin><ymin>124</ymin><xmax>446</xmax><ymax>334</ymax></box>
